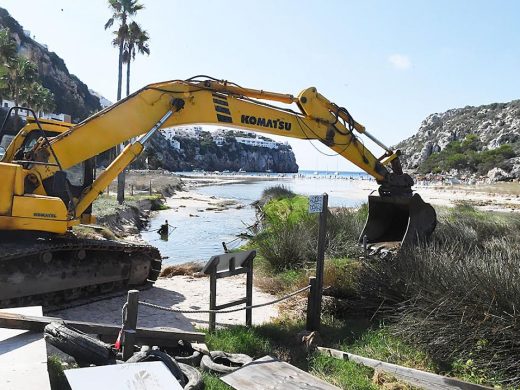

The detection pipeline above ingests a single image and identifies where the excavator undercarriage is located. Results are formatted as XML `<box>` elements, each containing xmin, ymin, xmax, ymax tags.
<box><xmin>0</xmin><ymin>235</ymin><xmax>162</xmax><ymax>310</ymax></box>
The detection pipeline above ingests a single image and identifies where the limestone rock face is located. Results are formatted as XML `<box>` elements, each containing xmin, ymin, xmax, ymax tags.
<box><xmin>0</xmin><ymin>7</ymin><xmax>101</xmax><ymax>121</ymax></box>
<box><xmin>395</xmin><ymin>100</ymin><xmax>520</xmax><ymax>178</ymax></box>
<box><xmin>487</xmin><ymin>167</ymin><xmax>512</xmax><ymax>182</ymax></box>
<box><xmin>130</xmin><ymin>132</ymin><xmax>299</xmax><ymax>173</ymax></box>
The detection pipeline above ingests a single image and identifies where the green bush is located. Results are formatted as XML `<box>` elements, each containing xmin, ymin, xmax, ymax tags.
<box><xmin>253</xmin><ymin>196</ymin><xmax>366</xmax><ymax>272</ymax></box>
<box><xmin>418</xmin><ymin>134</ymin><xmax>518</xmax><ymax>174</ymax></box>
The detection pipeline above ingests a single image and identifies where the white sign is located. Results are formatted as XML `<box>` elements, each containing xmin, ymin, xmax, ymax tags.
<box><xmin>65</xmin><ymin>361</ymin><xmax>183</xmax><ymax>390</ymax></box>
<box><xmin>308</xmin><ymin>195</ymin><xmax>324</xmax><ymax>213</ymax></box>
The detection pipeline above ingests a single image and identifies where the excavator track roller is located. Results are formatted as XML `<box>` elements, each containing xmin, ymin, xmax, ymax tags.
<box><xmin>360</xmin><ymin>193</ymin><xmax>437</xmax><ymax>251</ymax></box>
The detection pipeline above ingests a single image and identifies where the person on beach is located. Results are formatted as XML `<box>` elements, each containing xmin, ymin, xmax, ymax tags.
<box><xmin>158</xmin><ymin>220</ymin><xmax>169</xmax><ymax>237</ymax></box>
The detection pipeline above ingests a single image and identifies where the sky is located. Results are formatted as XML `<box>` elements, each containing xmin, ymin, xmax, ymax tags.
<box><xmin>2</xmin><ymin>0</ymin><xmax>519</xmax><ymax>171</ymax></box>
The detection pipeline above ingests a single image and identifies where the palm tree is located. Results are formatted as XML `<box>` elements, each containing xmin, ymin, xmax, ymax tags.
<box><xmin>104</xmin><ymin>0</ymin><xmax>144</xmax><ymax>101</ymax></box>
<box><xmin>122</xmin><ymin>21</ymin><xmax>150</xmax><ymax>97</ymax></box>
<box><xmin>21</xmin><ymin>82</ymin><xmax>55</xmax><ymax>117</ymax></box>
<box><xmin>105</xmin><ymin>0</ymin><xmax>145</xmax><ymax>204</ymax></box>
<box><xmin>1</xmin><ymin>57</ymin><xmax>37</xmax><ymax>125</ymax></box>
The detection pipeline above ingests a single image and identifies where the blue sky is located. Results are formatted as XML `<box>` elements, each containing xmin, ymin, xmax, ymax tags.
<box><xmin>2</xmin><ymin>0</ymin><xmax>519</xmax><ymax>170</ymax></box>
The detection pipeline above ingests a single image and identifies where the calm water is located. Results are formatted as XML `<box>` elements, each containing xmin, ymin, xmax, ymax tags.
<box><xmin>142</xmin><ymin>171</ymin><xmax>373</xmax><ymax>264</ymax></box>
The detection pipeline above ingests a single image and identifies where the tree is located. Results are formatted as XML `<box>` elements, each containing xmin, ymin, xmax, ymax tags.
<box><xmin>1</xmin><ymin>57</ymin><xmax>37</xmax><ymax>125</ymax></box>
<box><xmin>104</xmin><ymin>0</ymin><xmax>144</xmax><ymax>102</ymax></box>
<box><xmin>122</xmin><ymin>21</ymin><xmax>150</xmax><ymax>97</ymax></box>
<box><xmin>0</xmin><ymin>28</ymin><xmax>17</xmax><ymax>102</ymax></box>
<box><xmin>105</xmin><ymin>0</ymin><xmax>145</xmax><ymax>204</ymax></box>
<box><xmin>20</xmin><ymin>82</ymin><xmax>55</xmax><ymax>117</ymax></box>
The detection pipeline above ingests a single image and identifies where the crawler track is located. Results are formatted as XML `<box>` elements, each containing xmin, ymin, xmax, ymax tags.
<box><xmin>0</xmin><ymin>237</ymin><xmax>162</xmax><ymax>311</ymax></box>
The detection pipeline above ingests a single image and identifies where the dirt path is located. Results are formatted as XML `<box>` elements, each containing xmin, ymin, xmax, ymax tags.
<box><xmin>52</xmin><ymin>275</ymin><xmax>280</xmax><ymax>333</ymax></box>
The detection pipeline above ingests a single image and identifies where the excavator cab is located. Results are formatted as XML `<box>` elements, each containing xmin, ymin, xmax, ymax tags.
<box><xmin>360</xmin><ymin>193</ymin><xmax>437</xmax><ymax>252</ymax></box>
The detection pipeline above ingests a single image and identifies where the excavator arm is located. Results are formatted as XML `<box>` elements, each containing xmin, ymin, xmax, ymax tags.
<box><xmin>1</xmin><ymin>76</ymin><xmax>436</xmax><ymax>245</ymax></box>
<box><xmin>30</xmin><ymin>78</ymin><xmax>412</xmax><ymax>189</ymax></box>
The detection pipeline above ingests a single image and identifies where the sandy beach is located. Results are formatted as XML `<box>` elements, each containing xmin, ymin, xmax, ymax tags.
<box><xmin>52</xmin><ymin>274</ymin><xmax>280</xmax><ymax>332</ymax></box>
<box><xmin>179</xmin><ymin>172</ymin><xmax>520</xmax><ymax>212</ymax></box>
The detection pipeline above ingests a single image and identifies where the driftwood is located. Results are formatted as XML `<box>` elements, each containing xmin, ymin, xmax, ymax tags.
<box><xmin>0</xmin><ymin>311</ymin><xmax>204</xmax><ymax>347</ymax></box>
<box><xmin>317</xmin><ymin>347</ymin><xmax>492</xmax><ymax>390</ymax></box>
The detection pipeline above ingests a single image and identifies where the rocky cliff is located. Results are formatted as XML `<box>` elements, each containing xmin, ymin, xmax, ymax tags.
<box><xmin>129</xmin><ymin>131</ymin><xmax>299</xmax><ymax>173</ymax></box>
<box><xmin>0</xmin><ymin>7</ymin><xmax>101</xmax><ymax>121</ymax></box>
<box><xmin>395</xmin><ymin>100</ymin><xmax>520</xmax><ymax>180</ymax></box>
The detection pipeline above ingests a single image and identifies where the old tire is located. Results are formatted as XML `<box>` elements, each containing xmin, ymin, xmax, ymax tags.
<box><xmin>44</xmin><ymin>322</ymin><xmax>116</xmax><ymax>366</ymax></box>
<box><xmin>127</xmin><ymin>350</ymin><xmax>185</xmax><ymax>386</ymax></box>
<box><xmin>167</xmin><ymin>341</ymin><xmax>203</xmax><ymax>367</ymax></box>
<box><xmin>178</xmin><ymin>362</ymin><xmax>203</xmax><ymax>390</ymax></box>
<box><xmin>200</xmin><ymin>351</ymin><xmax>252</xmax><ymax>375</ymax></box>
<box><xmin>176</xmin><ymin>350</ymin><xmax>202</xmax><ymax>366</ymax></box>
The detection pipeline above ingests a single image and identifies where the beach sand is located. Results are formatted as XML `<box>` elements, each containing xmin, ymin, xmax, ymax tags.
<box><xmin>52</xmin><ymin>274</ymin><xmax>280</xmax><ymax>333</ymax></box>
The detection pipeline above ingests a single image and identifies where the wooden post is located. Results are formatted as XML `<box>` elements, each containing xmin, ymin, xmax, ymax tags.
<box><xmin>149</xmin><ymin>180</ymin><xmax>152</xmax><ymax>195</ymax></box>
<box><xmin>131</xmin><ymin>185</ymin><xmax>134</xmax><ymax>196</ymax></box>
<box><xmin>209</xmin><ymin>267</ymin><xmax>217</xmax><ymax>333</ymax></box>
<box><xmin>245</xmin><ymin>259</ymin><xmax>253</xmax><ymax>328</ymax></box>
<box><xmin>311</xmin><ymin>194</ymin><xmax>328</xmax><ymax>331</ymax></box>
<box><xmin>306</xmin><ymin>277</ymin><xmax>317</xmax><ymax>330</ymax></box>
<box><xmin>122</xmin><ymin>290</ymin><xmax>139</xmax><ymax>360</ymax></box>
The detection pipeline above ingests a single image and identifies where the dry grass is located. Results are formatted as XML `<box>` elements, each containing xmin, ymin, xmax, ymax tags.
<box><xmin>72</xmin><ymin>225</ymin><xmax>117</xmax><ymax>241</ymax></box>
<box><xmin>358</xmin><ymin>204</ymin><xmax>520</xmax><ymax>386</ymax></box>
<box><xmin>160</xmin><ymin>261</ymin><xmax>204</xmax><ymax>277</ymax></box>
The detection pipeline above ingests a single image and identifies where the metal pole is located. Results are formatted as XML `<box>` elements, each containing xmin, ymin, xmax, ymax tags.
<box><xmin>306</xmin><ymin>277</ymin><xmax>317</xmax><ymax>330</ymax></box>
<box><xmin>122</xmin><ymin>290</ymin><xmax>139</xmax><ymax>360</ymax></box>
<box><xmin>312</xmin><ymin>194</ymin><xmax>328</xmax><ymax>331</ymax></box>
<box><xmin>209</xmin><ymin>271</ymin><xmax>217</xmax><ymax>333</ymax></box>
<box><xmin>246</xmin><ymin>260</ymin><xmax>253</xmax><ymax>328</ymax></box>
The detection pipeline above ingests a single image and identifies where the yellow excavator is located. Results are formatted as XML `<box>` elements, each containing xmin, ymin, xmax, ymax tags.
<box><xmin>0</xmin><ymin>76</ymin><xmax>436</xmax><ymax>308</ymax></box>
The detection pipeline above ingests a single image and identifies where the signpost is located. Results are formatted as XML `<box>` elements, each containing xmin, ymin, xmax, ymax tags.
<box><xmin>307</xmin><ymin>193</ymin><xmax>328</xmax><ymax>331</ymax></box>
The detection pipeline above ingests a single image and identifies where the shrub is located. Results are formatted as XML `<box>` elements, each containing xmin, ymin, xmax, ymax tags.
<box><xmin>358</xmin><ymin>207</ymin><xmax>520</xmax><ymax>385</ymax></box>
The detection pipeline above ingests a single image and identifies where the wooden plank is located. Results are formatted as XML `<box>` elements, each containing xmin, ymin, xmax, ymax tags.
<box><xmin>0</xmin><ymin>311</ymin><xmax>205</xmax><ymax>346</ymax></box>
<box><xmin>0</xmin><ymin>306</ymin><xmax>51</xmax><ymax>390</ymax></box>
<box><xmin>215</xmin><ymin>268</ymin><xmax>248</xmax><ymax>279</ymax></box>
<box><xmin>122</xmin><ymin>290</ymin><xmax>139</xmax><ymax>360</ymax></box>
<box><xmin>222</xmin><ymin>355</ymin><xmax>340</xmax><ymax>390</ymax></box>
<box><xmin>215</xmin><ymin>297</ymin><xmax>248</xmax><ymax>310</ymax></box>
<box><xmin>317</xmin><ymin>347</ymin><xmax>492</xmax><ymax>390</ymax></box>
<box><xmin>203</xmin><ymin>250</ymin><xmax>256</xmax><ymax>274</ymax></box>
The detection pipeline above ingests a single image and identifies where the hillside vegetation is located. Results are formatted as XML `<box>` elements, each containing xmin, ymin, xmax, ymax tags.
<box><xmin>248</xmin><ymin>187</ymin><xmax>520</xmax><ymax>388</ymax></box>
<box><xmin>418</xmin><ymin>134</ymin><xmax>519</xmax><ymax>174</ymax></box>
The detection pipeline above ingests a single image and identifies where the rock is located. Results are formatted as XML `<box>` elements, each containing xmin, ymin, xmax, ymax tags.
<box><xmin>129</xmin><ymin>130</ymin><xmax>299</xmax><ymax>173</ymax></box>
<box><xmin>396</xmin><ymin>99</ymin><xmax>520</xmax><ymax>177</ymax></box>
<box><xmin>487</xmin><ymin>167</ymin><xmax>512</xmax><ymax>182</ymax></box>
<box><xmin>0</xmin><ymin>7</ymin><xmax>102</xmax><ymax>121</ymax></box>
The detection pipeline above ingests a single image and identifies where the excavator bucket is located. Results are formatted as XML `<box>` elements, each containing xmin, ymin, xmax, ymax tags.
<box><xmin>359</xmin><ymin>193</ymin><xmax>437</xmax><ymax>251</ymax></box>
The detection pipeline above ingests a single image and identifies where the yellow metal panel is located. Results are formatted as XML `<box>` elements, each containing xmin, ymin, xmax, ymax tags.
<box><xmin>0</xmin><ymin>163</ymin><xmax>22</xmax><ymax>215</ymax></box>
<box><xmin>14</xmin><ymin>167</ymin><xmax>24</xmax><ymax>195</ymax></box>
<box><xmin>0</xmin><ymin>215</ymin><xmax>67</xmax><ymax>234</ymax></box>
<box><xmin>12</xmin><ymin>195</ymin><xmax>68</xmax><ymax>221</ymax></box>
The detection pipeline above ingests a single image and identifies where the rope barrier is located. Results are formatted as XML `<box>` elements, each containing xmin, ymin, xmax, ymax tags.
<box><xmin>138</xmin><ymin>284</ymin><xmax>311</xmax><ymax>314</ymax></box>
